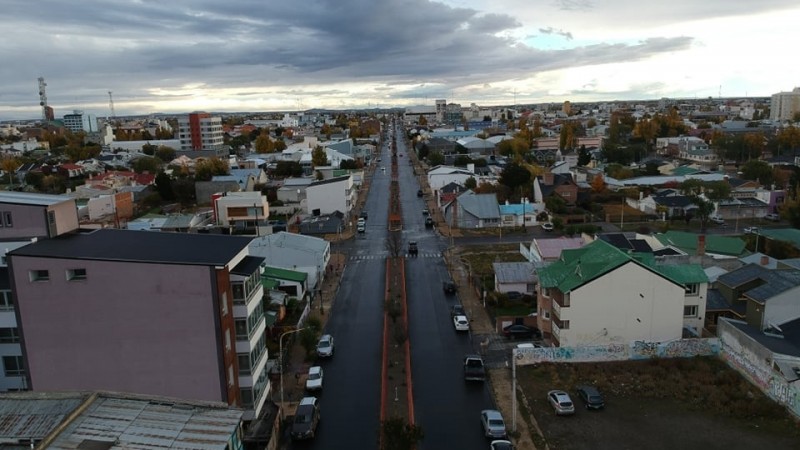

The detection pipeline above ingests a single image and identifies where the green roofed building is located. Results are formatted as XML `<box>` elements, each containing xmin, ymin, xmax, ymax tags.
<box><xmin>655</xmin><ymin>230</ymin><xmax>746</xmax><ymax>257</ymax></box>
<box><xmin>262</xmin><ymin>266</ymin><xmax>308</xmax><ymax>300</ymax></box>
<box><xmin>537</xmin><ymin>239</ymin><xmax>708</xmax><ymax>347</ymax></box>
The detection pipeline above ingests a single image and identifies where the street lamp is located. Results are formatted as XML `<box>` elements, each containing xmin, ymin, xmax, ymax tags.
<box><xmin>279</xmin><ymin>327</ymin><xmax>306</xmax><ymax>420</ymax></box>
<box><xmin>512</xmin><ymin>348</ymin><xmax>518</xmax><ymax>432</ymax></box>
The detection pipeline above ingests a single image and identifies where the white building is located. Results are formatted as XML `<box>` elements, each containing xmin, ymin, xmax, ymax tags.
<box><xmin>305</xmin><ymin>175</ymin><xmax>354</xmax><ymax>216</ymax></box>
<box><xmin>770</xmin><ymin>88</ymin><xmax>800</xmax><ymax>122</ymax></box>
<box><xmin>213</xmin><ymin>191</ymin><xmax>269</xmax><ymax>234</ymax></box>
<box><xmin>426</xmin><ymin>165</ymin><xmax>474</xmax><ymax>192</ymax></box>
<box><xmin>63</xmin><ymin>110</ymin><xmax>98</xmax><ymax>133</ymax></box>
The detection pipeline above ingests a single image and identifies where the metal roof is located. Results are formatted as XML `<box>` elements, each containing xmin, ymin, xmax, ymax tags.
<box><xmin>230</xmin><ymin>256</ymin><xmax>265</xmax><ymax>276</ymax></box>
<box><xmin>9</xmin><ymin>229</ymin><xmax>253</xmax><ymax>267</ymax></box>
<box><xmin>492</xmin><ymin>262</ymin><xmax>535</xmax><ymax>283</ymax></box>
<box><xmin>746</xmin><ymin>270</ymin><xmax>800</xmax><ymax>303</ymax></box>
<box><xmin>0</xmin><ymin>192</ymin><xmax>73</xmax><ymax>207</ymax></box>
<box><xmin>457</xmin><ymin>191</ymin><xmax>500</xmax><ymax>220</ymax></box>
<box><xmin>721</xmin><ymin>318</ymin><xmax>800</xmax><ymax>358</ymax></box>
<box><xmin>262</xmin><ymin>266</ymin><xmax>307</xmax><ymax>282</ymax></box>
<box><xmin>0</xmin><ymin>394</ymin><xmax>87</xmax><ymax>441</ymax></box>
<box><xmin>655</xmin><ymin>231</ymin><xmax>746</xmax><ymax>256</ymax></box>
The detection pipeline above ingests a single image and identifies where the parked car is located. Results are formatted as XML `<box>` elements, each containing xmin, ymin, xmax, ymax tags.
<box><xmin>502</xmin><ymin>324</ymin><xmax>542</xmax><ymax>340</ymax></box>
<box><xmin>505</xmin><ymin>291</ymin><xmax>523</xmax><ymax>301</ymax></box>
<box><xmin>744</xmin><ymin>226</ymin><xmax>760</xmax><ymax>234</ymax></box>
<box><xmin>710</xmin><ymin>215</ymin><xmax>725</xmax><ymax>225</ymax></box>
<box><xmin>443</xmin><ymin>280</ymin><xmax>457</xmax><ymax>294</ymax></box>
<box><xmin>357</xmin><ymin>223</ymin><xmax>366</xmax><ymax>233</ymax></box>
<box><xmin>764</xmin><ymin>213</ymin><xmax>781</xmax><ymax>222</ymax></box>
<box><xmin>541</xmin><ymin>222</ymin><xmax>554</xmax><ymax>232</ymax></box>
<box><xmin>360</xmin><ymin>211</ymin><xmax>368</xmax><ymax>220</ymax></box>
<box><xmin>490</xmin><ymin>440</ymin><xmax>515</xmax><ymax>450</ymax></box>
<box><xmin>576</xmin><ymin>385</ymin><xmax>605</xmax><ymax>410</ymax></box>
<box><xmin>425</xmin><ymin>216</ymin><xmax>434</xmax><ymax>227</ymax></box>
<box><xmin>422</xmin><ymin>209</ymin><xmax>430</xmax><ymax>216</ymax></box>
<box><xmin>417</xmin><ymin>189</ymin><xmax>424</xmax><ymax>197</ymax></box>
<box><xmin>464</xmin><ymin>354</ymin><xmax>486</xmax><ymax>381</ymax></box>
<box><xmin>305</xmin><ymin>366</ymin><xmax>323</xmax><ymax>391</ymax></box>
<box><xmin>408</xmin><ymin>241</ymin><xmax>418</xmax><ymax>256</ymax></box>
<box><xmin>290</xmin><ymin>396</ymin><xmax>320</xmax><ymax>440</ymax></box>
<box><xmin>316</xmin><ymin>334</ymin><xmax>334</xmax><ymax>358</ymax></box>
<box><xmin>453</xmin><ymin>315</ymin><xmax>470</xmax><ymax>331</ymax></box>
<box><xmin>547</xmin><ymin>390</ymin><xmax>576</xmax><ymax>415</ymax></box>
<box><xmin>480</xmin><ymin>410</ymin><xmax>508</xmax><ymax>439</ymax></box>
<box><xmin>450</xmin><ymin>304</ymin><xmax>465</xmax><ymax>318</ymax></box>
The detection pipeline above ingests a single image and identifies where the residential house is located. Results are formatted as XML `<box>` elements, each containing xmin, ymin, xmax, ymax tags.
<box><xmin>536</xmin><ymin>239</ymin><xmax>708</xmax><ymax>346</ymax></box>
<box><xmin>277</xmin><ymin>177</ymin><xmax>313</xmax><ymax>204</ymax></box>
<box><xmin>305</xmin><ymin>175</ymin><xmax>354</xmax><ymax>216</ymax></box>
<box><xmin>499</xmin><ymin>200</ymin><xmax>541</xmax><ymax>227</ymax></box>
<box><xmin>0</xmin><ymin>391</ymin><xmax>245</xmax><ymax>450</ymax></box>
<box><xmin>533</xmin><ymin>172</ymin><xmax>579</xmax><ymax>206</ymax></box>
<box><xmin>426</xmin><ymin>166</ymin><xmax>474</xmax><ymax>192</ymax></box>
<box><xmin>261</xmin><ymin>267</ymin><xmax>308</xmax><ymax>302</ymax></box>
<box><xmin>213</xmin><ymin>191</ymin><xmax>270</xmax><ymax>236</ymax></box>
<box><xmin>493</xmin><ymin>262</ymin><xmax>536</xmax><ymax>295</ymax></box>
<box><xmin>436</xmin><ymin>181</ymin><xmax>468</xmax><ymax>209</ymax></box>
<box><xmin>637</xmin><ymin>189</ymin><xmax>695</xmax><ymax>218</ymax></box>
<box><xmin>9</xmin><ymin>229</ymin><xmax>271</xmax><ymax>421</ymax></box>
<box><xmin>520</xmin><ymin>236</ymin><xmax>589</xmax><ymax>265</ymax></box>
<box><xmin>212</xmin><ymin>168</ymin><xmax>269</xmax><ymax>192</ymax></box>
<box><xmin>298</xmin><ymin>211</ymin><xmax>347</xmax><ymax>236</ymax></box>
<box><xmin>443</xmin><ymin>190</ymin><xmax>500</xmax><ymax>229</ymax></box>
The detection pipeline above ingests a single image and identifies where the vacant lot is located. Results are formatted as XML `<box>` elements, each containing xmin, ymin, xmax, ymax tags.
<box><xmin>517</xmin><ymin>358</ymin><xmax>800</xmax><ymax>450</ymax></box>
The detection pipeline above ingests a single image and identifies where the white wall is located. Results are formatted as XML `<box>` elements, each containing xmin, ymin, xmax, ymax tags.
<box><xmin>306</xmin><ymin>177</ymin><xmax>353</xmax><ymax>215</ymax></box>
<box><xmin>764</xmin><ymin>286</ymin><xmax>800</xmax><ymax>329</ymax></box>
<box><xmin>557</xmin><ymin>262</ymin><xmax>685</xmax><ymax>346</ymax></box>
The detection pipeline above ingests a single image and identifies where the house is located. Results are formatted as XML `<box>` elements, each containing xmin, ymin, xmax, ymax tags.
<box><xmin>536</xmin><ymin>239</ymin><xmax>708</xmax><ymax>346</ymax></box>
<box><xmin>493</xmin><ymin>262</ymin><xmax>536</xmax><ymax>295</ymax></box>
<box><xmin>436</xmin><ymin>181</ymin><xmax>468</xmax><ymax>209</ymax></box>
<box><xmin>654</xmin><ymin>231</ymin><xmax>746</xmax><ymax>259</ymax></box>
<box><xmin>520</xmin><ymin>236</ymin><xmax>589</xmax><ymax>264</ymax></box>
<box><xmin>9</xmin><ymin>229</ymin><xmax>271</xmax><ymax>421</ymax></box>
<box><xmin>212</xmin><ymin>168</ymin><xmax>269</xmax><ymax>192</ymax></box>
<box><xmin>637</xmin><ymin>190</ymin><xmax>695</xmax><ymax>218</ymax></box>
<box><xmin>533</xmin><ymin>172</ymin><xmax>579</xmax><ymax>206</ymax></box>
<box><xmin>443</xmin><ymin>190</ymin><xmax>500</xmax><ymax>229</ymax></box>
<box><xmin>298</xmin><ymin>211</ymin><xmax>347</xmax><ymax>236</ymax></box>
<box><xmin>305</xmin><ymin>175</ymin><xmax>354</xmax><ymax>216</ymax></box>
<box><xmin>426</xmin><ymin>165</ymin><xmax>474</xmax><ymax>192</ymax></box>
<box><xmin>261</xmin><ymin>266</ymin><xmax>309</xmax><ymax>301</ymax></box>
<box><xmin>0</xmin><ymin>391</ymin><xmax>246</xmax><ymax>450</ymax></box>
<box><xmin>249</xmin><ymin>232</ymin><xmax>330</xmax><ymax>298</ymax></box>
<box><xmin>499</xmin><ymin>200</ymin><xmax>541</xmax><ymax>227</ymax></box>
<box><xmin>213</xmin><ymin>191</ymin><xmax>270</xmax><ymax>236</ymax></box>
<box><xmin>277</xmin><ymin>177</ymin><xmax>313</xmax><ymax>203</ymax></box>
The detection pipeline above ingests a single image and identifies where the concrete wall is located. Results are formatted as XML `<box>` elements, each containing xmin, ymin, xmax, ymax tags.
<box><xmin>12</xmin><ymin>256</ymin><xmax>225</xmax><ymax>403</ymax></box>
<box><xmin>514</xmin><ymin>338</ymin><xmax>720</xmax><ymax>366</ymax></box>
<box><xmin>0</xmin><ymin>201</ymin><xmax>78</xmax><ymax>240</ymax></box>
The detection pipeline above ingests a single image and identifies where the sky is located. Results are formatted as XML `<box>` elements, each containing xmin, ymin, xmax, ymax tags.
<box><xmin>1</xmin><ymin>0</ymin><xmax>799</xmax><ymax>121</ymax></box>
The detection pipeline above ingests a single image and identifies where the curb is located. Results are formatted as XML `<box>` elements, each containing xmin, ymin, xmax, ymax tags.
<box><xmin>400</xmin><ymin>257</ymin><xmax>415</xmax><ymax>425</ymax></box>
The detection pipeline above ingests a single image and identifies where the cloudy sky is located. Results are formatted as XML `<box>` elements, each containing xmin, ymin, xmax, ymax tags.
<box><xmin>1</xmin><ymin>0</ymin><xmax>798</xmax><ymax>120</ymax></box>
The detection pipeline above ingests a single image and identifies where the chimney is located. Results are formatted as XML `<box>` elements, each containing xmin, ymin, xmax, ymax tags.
<box><xmin>543</xmin><ymin>172</ymin><xmax>554</xmax><ymax>185</ymax></box>
<box><xmin>697</xmin><ymin>235</ymin><xmax>706</xmax><ymax>256</ymax></box>
<box><xmin>760</xmin><ymin>255</ymin><xmax>770</xmax><ymax>266</ymax></box>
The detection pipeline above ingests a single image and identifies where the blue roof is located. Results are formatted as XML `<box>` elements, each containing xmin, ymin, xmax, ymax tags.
<box><xmin>499</xmin><ymin>203</ymin><xmax>538</xmax><ymax>215</ymax></box>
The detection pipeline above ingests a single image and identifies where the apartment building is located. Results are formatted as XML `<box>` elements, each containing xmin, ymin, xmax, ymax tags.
<box><xmin>770</xmin><ymin>87</ymin><xmax>800</xmax><ymax>122</ymax></box>
<box><xmin>0</xmin><ymin>192</ymin><xmax>80</xmax><ymax>391</ymax></box>
<box><xmin>62</xmin><ymin>110</ymin><xmax>98</xmax><ymax>133</ymax></box>
<box><xmin>178</xmin><ymin>111</ymin><xmax>226</xmax><ymax>157</ymax></box>
<box><xmin>8</xmin><ymin>228</ymin><xmax>271</xmax><ymax>421</ymax></box>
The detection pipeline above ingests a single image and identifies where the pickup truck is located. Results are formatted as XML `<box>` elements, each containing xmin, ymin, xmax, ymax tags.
<box><xmin>464</xmin><ymin>355</ymin><xmax>486</xmax><ymax>381</ymax></box>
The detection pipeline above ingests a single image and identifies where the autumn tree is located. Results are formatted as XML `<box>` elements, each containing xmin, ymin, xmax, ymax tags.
<box><xmin>0</xmin><ymin>157</ymin><xmax>20</xmax><ymax>187</ymax></box>
<box><xmin>418</xmin><ymin>115</ymin><xmax>428</xmax><ymax>126</ymax></box>
<box><xmin>194</xmin><ymin>157</ymin><xmax>229</xmax><ymax>181</ymax></box>
<box><xmin>254</xmin><ymin>130</ymin><xmax>274</xmax><ymax>153</ymax></box>
<box><xmin>155</xmin><ymin>146</ymin><xmax>176</xmax><ymax>162</ymax></box>
<box><xmin>312</xmin><ymin>146</ymin><xmax>328</xmax><ymax>167</ymax></box>
<box><xmin>591</xmin><ymin>173</ymin><xmax>605</xmax><ymax>193</ymax></box>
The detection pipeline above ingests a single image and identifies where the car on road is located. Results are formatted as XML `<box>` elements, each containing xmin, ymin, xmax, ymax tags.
<box><xmin>316</xmin><ymin>334</ymin><xmax>334</xmax><ymax>358</ymax></box>
<box><xmin>417</xmin><ymin>189</ymin><xmax>424</xmax><ymax>197</ymax></box>
<box><xmin>576</xmin><ymin>385</ymin><xmax>605</xmax><ymax>410</ymax></box>
<box><xmin>502</xmin><ymin>324</ymin><xmax>542</xmax><ymax>340</ymax></box>
<box><xmin>453</xmin><ymin>315</ymin><xmax>470</xmax><ymax>331</ymax></box>
<box><xmin>547</xmin><ymin>390</ymin><xmax>576</xmax><ymax>415</ymax></box>
<box><xmin>305</xmin><ymin>366</ymin><xmax>323</xmax><ymax>391</ymax></box>
<box><xmin>422</xmin><ymin>209</ymin><xmax>430</xmax><ymax>216</ymax></box>
<box><xmin>357</xmin><ymin>223</ymin><xmax>366</xmax><ymax>233</ymax></box>
<box><xmin>541</xmin><ymin>222</ymin><xmax>554</xmax><ymax>232</ymax></box>
<box><xmin>464</xmin><ymin>355</ymin><xmax>486</xmax><ymax>381</ymax></box>
<box><xmin>764</xmin><ymin>213</ymin><xmax>781</xmax><ymax>221</ymax></box>
<box><xmin>710</xmin><ymin>215</ymin><xmax>725</xmax><ymax>225</ymax></box>
<box><xmin>360</xmin><ymin>211</ymin><xmax>368</xmax><ymax>220</ymax></box>
<box><xmin>490</xmin><ymin>440</ymin><xmax>514</xmax><ymax>450</ymax></box>
<box><xmin>290</xmin><ymin>396</ymin><xmax>320</xmax><ymax>440</ymax></box>
<box><xmin>408</xmin><ymin>241</ymin><xmax>418</xmax><ymax>256</ymax></box>
<box><xmin>443</xmin><ymin>280</ymin><xmax>457</xmax><ymax>294</ymax></box>
<box><xmin>425</xmin><ymin>216</ymin><xmax>434</xmax><ymax>227</ymax></box>
<box><xmin>480</xmin><ymin>409</ymin><xmax>508</xmax><ymax>439</ymax></box>
<box><xmin>450</xmin><ymin>304</ymin><xmax>465</xmax><ymax>318</ymax></box>
<box><xmin>744</xmin><ymin>226</ymin><xmax>760</xmax><ymax>234</ymax></box>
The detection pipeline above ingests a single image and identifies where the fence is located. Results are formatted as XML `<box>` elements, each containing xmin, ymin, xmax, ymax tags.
<box><xmin>514</xmin><ymin>338</ymin><xmax>720</xmax><ymax>366</ymax></box>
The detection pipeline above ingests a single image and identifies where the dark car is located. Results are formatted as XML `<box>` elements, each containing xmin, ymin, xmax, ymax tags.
<box><xmin>450</xmin><ymin>304</ymin><xmax>465</xmax><ymax>318</ymax></box>
<box><xmin>417</xmin><ymin>189</ymin><xmax>424</xmax><ymax>197</ymax></box>
<box><xmin>290</xmin><ymin>397</ymin><xmax>320</xmax><ymax>440</ymax></box>
<box><xmin>425</xmin><ymin>216</ymin><xmax>434</xmax><ymax>227</ymax></box>
<box><xmin>576</xmin><ymin>385</ymin><xmax>605</xmax><ymax>410</ymax></box>
<box><xmin>443</xmin><ymin>280</ymin><xmax>457</xmax><ymax>294</ymax></box>
<box><xmin>502</xmin><ymin>324</ymin><xmax>542</xmax><ymax>340</ymax></box>
<box><xmin>360</xmin><ymin>211</ymin><xmax>368</xmax><ymax>220</ymax></box>
<box><xmin>505</xmin><ymin>291</ymin><xmax>523</xmax><ymax>301</ymax></box>
<box><xmin>408</xmin><ymin>241</ymin><xmax>418</xmax><ymax>256</ymax></box>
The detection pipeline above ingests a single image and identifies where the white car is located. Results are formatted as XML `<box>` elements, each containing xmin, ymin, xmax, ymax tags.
<box><xmin>710</xmin><ymin>215</ymin><xmax>725</xmax><ymax>225</ymax></box>
<box><xmin>305</xmin><ymin>366</ymin><xmax>323</xmax><ymax>391</ymax></box>
<box><xmin>744</xmin><ymin>226</ymin><xmax>760</xmax><ymax>234</ymax></box>
<box><xmin>316</xmin><ymin>334</ymin><xmax>334</xmax><ymax>357</ymax></box>
<box><xmin>453</xmin><ymin>315</ymin><xmax>469</xmax><ymax>331</ymax></box>
<box><xmin>541</xmin><ymin>222</ymin><xmax>554</xmax><ymax>232</ymax></box>
<box><xmin>764</xmin><ymin>213</ymin><xmax>781</xmax><ymax>222</ymax></box>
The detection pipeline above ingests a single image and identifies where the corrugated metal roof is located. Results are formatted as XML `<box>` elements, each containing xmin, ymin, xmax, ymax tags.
<box><xmin>457</xmin><ymin>191</ymin><xmax>500</xmax><ymax>220</ymax></box>
<box><xmin>0</xmin><ymin>192</ymin><xmax>73</xmax><ymax>207</ymax></box>
<box><xmin>262</xmin><ymin>266</ymin><xmax>307</xmax><ymax>282</ymax></box>
<box><xmin>0</xmin><ymin>395</ymin><xmax>87</xmax><ymax>440</ymax></box>
<box><xmin>656</xmin><ymin>231</ymin><xmax>746</xmax><ymax>256</ymax></box>
<box><xmin>746</xmin><ymin>270</ymin><xmax>800</xmax><ymax>303</ymax></box>
<box><xmin>492</xmin><ymin>262</ymin><xmax>535</xmax><ymax>283</ymax></box>
<box><xmin>46</xmin><ymin>396</ymin><xmax>242</xmax><ymax>450</ymax></box>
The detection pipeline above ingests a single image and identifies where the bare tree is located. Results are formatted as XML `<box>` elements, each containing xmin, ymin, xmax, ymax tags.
<box><xmin>386</xmin><ymin>230</ymin><xmax>403</xmax><ymax>258</ymax></box>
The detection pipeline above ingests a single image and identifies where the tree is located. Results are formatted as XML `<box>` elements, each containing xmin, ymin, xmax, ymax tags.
<box><xmin>782</xmin><ymin>186</ymin><xmax>800</xmax><ymax>228</ymax></box>
<box><xmin>312</xmin><ymin>146</ymin><xmax>328</xmax><ymax>167</ymax></box>
<box><xmin>591</xmin><ymin>173</ymin><xmax>605</xmax><ymax>193</ymax></box>
<box><xmin>254</xmin><ymin>130</ymin><xmax>274</xmax><ymax>153</ymax></box>
<box><xmin>427</xmin><ymin>152</ymin><xmax>444</xmax><ymax>166</ymax></box>
<box><xmin>418</xmin><ymin>114</ymin><xmax>427</xmax><ymax>126</ymax></box>
<box><xmin>740</xmin><ymin>160</ymin><xmax>774</xmax><ymax>187</ymax></box>
<box><xmin>380</xmin><ymin>417</ymin><xmax>424</xmax><ymax>450</ymax></box>
<box><xmin>577</xmin><ymin>145</ymin><xmax>591</xmax><ymax>166</ymax></box>
<box><xmin>0</xmin><ymin>157</ymin><xmax>20</xmax><ymax>187</ymax></box>
<box><xmin>340</xmin><ymin>160</ymin><xmax>357</xmax><ymax>170</ymax></box>
<box><xmin>545</xmin><ymin>195</ymin><xmax>567</xmax><ymax>214</ymax></box>
<box><xmin>142</xmin><ymin>143</ymin><xmax>157</xmax><ymax>155</ymax></box>
<box><xmin>274</xmin><ymin>161</ymin><xmax>303</xmax><ymax>177</ymax></box>
<box><xmin>194</xmin><ymin>157</ymin><xmax>229</xmax><ymax>181</ymax></box>
<box><xmin>155</xmin><ymin>146</ymin><xmax>176</xmax><ymax>162</ymax></box>
<box><xmin>464</xmin><ymin>176</ymin><xmax>477</xmax><ymax>190</ymax></box>
<box><xmin>498</xmin><ymin>163</ymin><xmax>532</xmax><ymax>197</ymax></box>
<box><xmin>453</xmin><ymin>155</ymin><xmax>472</xmax><ymax>167</ymax></box>
<box><xmin>132</xmin><ymin>156</ymin><xmax>161</xmax><ymax>174</ymax></box>
<box><xmin>154</xmin><ymin>171</ymin><xmax>175</xmax><ymax>201</ymax></box>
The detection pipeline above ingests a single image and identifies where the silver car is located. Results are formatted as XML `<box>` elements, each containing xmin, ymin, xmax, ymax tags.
<box><xmin>480</xmin><ymin>409</ymin><xmax>507</xmax><ymax>439</ymax></box>
<box><xmin>547</xmin><ymin>390</ymin><xmax>576</xmax><ymax>415</ymax></box>
<box><xmin>316</xmin><ymin>334</ymin><xmax>334</xmax><ymax>358</ymax></box>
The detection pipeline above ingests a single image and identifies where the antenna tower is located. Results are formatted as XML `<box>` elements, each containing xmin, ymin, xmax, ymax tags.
<box><xmin>37</xmin><ymin>77</ymin><xmax>48</xmax><ymax>121</ymax></box>
<box><xmin>108</xmin><ymin>91</ymin><xmax>116</xmax><ymax>118</ymax></box>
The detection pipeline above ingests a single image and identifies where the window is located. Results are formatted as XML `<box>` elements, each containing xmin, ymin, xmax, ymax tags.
<box><xmin>2</xmin><ymin>212</ymin><xmax>12</xmax><ymax>228</ymax></box>
<box><xmin>235</xmin><ymin>320</ymin><xmax>248</xmax><ymax>340</ymax></box>
<box><xmin>66</xmin><ymin>268</ymin><xmax>87</xmax><ymax>281</ymax></box>
<box><xmin>685</xmin><ymin>284</ymin><xmax>699</xmax><ymax>296</ymax></box>
<box><xmin>221</xmin><ymin>292</ymin><xmax>228</xmax><ymax>316</ymax></box>
<box><xmin>225</xmin><ymin>329</ymin><xmax>232</xmax><ymax>351</ymax></box>
<box><xmin>228</xmin><ymin>364</ymin><xmax>234</xmax><ymax>387</ymax></box>
<box><xmin>29</xmin><ymin>270</ymin><xmax>49</xmax><ymax>282</ymax></box>
<box><xmin>238</xmin><ymin>354</ymin><xmax>251</xmax><ymax>375</ymax></box>
<box><xmin>3</xmin><ymin>356</ymin><xmax>24</xmax><ymax>376</ymax></box>
<box><xmin>240</xmin><ymin>388</ymin><xmax>254</xmax><ymax>408</ymax></box>
<box><xmin>0</xmin><ymin>291</ymin><xmax>12</xmax><ymax>310</ymax></box>
<box><xmin>0</xmin><ymin>328</ymin><xmax>20</xmax><ymax>343</ymax></box>
<box><xmin>561</xmin><ymin>320</ymin><xmax>570</xmax><ymax>330</ymax></box>
<box><xmin>542</xmin><ymin>288</ymin><xmax>550</xmax><ymax>297</ymax></box>
<box><xmin>684</xmin><ymin>305</ymin><xmax>698</xmax><ymax>317</ymax></box>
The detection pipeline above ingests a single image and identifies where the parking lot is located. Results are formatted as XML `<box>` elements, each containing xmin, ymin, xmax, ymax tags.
<box><xmin>517</xmin><ymin>358</ymin><xmax>800</xmax><ymax>450</ymax></box>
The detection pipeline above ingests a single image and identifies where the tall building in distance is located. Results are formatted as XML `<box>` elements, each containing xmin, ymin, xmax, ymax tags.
<box><xmin>178</xmin><ymin>111</ymin><xmax>226</xmax><ymax>157</ymax></box>
<box><xmin>770</xmin><ymin>87</ymin><xmax>800</xmax><ymax>122</ymax></box>
<box><xmin>62</xmin><ymin>110</ymin><xmax>98</xmax><ymax>133</ymax></box>
<box><xmin>435</xmin><ymin>99</ymin><xmax>447</xmax><ymax>123</ymax></box>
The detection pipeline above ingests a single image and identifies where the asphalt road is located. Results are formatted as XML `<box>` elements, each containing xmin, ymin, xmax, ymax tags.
<box><xmin>395</xmin><ymin>130</ymin><xmax>495</xmax><ymax>450</ymax></box>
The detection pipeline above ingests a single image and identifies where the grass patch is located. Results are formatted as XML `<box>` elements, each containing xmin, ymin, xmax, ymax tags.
<box><xmin>493</xmin><ymin>304</ymin><xmax>535</xmax><ymax>317</ymax></box>
<box><xmin>460</xmin><ymin>247</ymin><xmax>527</xmax><ymax>275</ymax></box>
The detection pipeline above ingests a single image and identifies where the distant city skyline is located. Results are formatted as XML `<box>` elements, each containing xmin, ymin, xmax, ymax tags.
<box><xmin>1</xmin><ymin>0</ymin><xmax>798</xmax><ymax>121</ymax></box>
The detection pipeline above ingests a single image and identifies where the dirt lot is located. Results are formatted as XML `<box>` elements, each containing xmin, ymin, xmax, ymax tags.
<box><xmin>517</xmin><ymin>357</ymin><xmax>800</xmax><ymax>450</ymax></box>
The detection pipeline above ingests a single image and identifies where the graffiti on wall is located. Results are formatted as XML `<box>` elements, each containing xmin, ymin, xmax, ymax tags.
<box><xmin>514</xmin><ymin>338</ymin><xmax>719</xmax><ymax>366</ymax></box>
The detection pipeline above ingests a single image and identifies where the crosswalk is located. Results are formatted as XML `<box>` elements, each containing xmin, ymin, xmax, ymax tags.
<box><xmin>349</xmin><ymin>252</ymin><xmax>442</xmax><ymax>261</ymax></box>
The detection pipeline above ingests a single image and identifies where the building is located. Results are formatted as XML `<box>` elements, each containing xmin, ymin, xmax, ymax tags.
<box><xmin>305</xmin><ymin>175</ymin><xmax>354</xmax><ymax>216</ymax></box>
<box><xmin>62</xmin><ymin>110</ymin><xmax>98</xmax><ymax>133</ymax></box>
<box><xmin>0</xmin><ymin>193</ymin><xmax>80</xmax><ymax>392</ymax></box>
<box><xmin>178</xmin><ymin>112</ymin><xmax>226</xmax><ymax>157</ymax></box>
<box><xmin>770</xmin><ymin>88</ymin><xmax>800</xmax><ymax>122</ymax></box>
<box><xmin>536</xmin><ymin>239</ymin><xmax>708</xmax><ymax>346</ymax></box>
<box><xmin>213</xmin><ymin>191</ymin><xmax>270</xmax><ymax>235</ymax></box>
<box><xmin>0</xmin><ymin>391</ymin><xmax>245</xmax><ymax>449</ymax></box>
<box><xmin>8</xmin><ymin>229</ymin><xmax>271</xmax><ymax>421</ymax></box>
